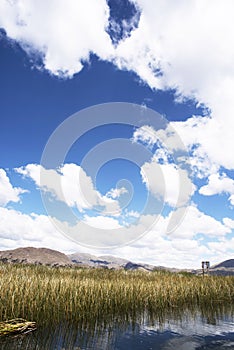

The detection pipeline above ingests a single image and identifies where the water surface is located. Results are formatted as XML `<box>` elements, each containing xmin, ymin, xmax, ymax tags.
<box><xmin>1</xmin><ymin>308</ymin><xmax>234</xmax><ymax>349</ymax></box>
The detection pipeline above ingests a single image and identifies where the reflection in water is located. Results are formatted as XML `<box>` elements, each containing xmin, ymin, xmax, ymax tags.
<box><xmin>0</xmin><ymin>306</ymin><xmax>233</xmax><ymax>350</ymax></box>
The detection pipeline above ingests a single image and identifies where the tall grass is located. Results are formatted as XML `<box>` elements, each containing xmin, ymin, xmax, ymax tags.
<box><xmin>0</xmin><ymin>263</ymin><xmax>233</xmax><ymax>327</ymax></box>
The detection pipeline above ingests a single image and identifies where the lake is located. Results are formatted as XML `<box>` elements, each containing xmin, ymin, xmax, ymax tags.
<box><xmin>1</xmin><ymin>307</ymin><xmax>234</xmax><ymax>349</ymax></box>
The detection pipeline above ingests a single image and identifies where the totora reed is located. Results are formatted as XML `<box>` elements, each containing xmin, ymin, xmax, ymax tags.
<box><xmin>0</xmin><ymin>263</ymin><xmax>233</xmax><ymax>329</ymax></box>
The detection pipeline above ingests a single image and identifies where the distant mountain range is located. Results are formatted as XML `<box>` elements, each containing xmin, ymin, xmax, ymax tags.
<box><xmin>0</xmin><ymin>247</ymin><xmax>234</xmax><ymax>276</ymax></box>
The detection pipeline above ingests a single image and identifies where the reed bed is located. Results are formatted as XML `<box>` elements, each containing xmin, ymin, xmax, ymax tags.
<box><xmin>0</xmin><ymin>263</ymin><xmax>233</xmax><ymax>327</ymax></box>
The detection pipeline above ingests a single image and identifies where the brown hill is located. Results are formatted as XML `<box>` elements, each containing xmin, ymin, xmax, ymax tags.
<box><xmin>0</xmin><ymin>247</ymin><xmax>71</xmax><ymax>266</ymax></box>
<box><xmin>68</xmin><ymin>253</ymin><xmax>185</xmax><ymax>272</ymax></box>
<box><xmin>211</xmin><ymin>259</ymin><xmax>234</xmax><ymax>269</ymax></box>
<box><xmin>0</xmin><ymin>247</ymin><xmax>233</xmax><ymax>275</ymax></box>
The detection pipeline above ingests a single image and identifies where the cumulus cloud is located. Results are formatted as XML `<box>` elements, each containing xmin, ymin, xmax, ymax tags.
<box><xmin>125</xmin><ymin>210</ymin><xmax>140</xmax><ymax>218</ymax></box>
<box><xmin>0</xmin><ymin>203</ymin><xmax>231</xmax><ymax>268</ymax></box>
<box><xmin>0</xmin><ymin>207</ymin><xmax>80</xmax><ymax>253</ymax></box>
<box><xmin>0</xmin><ymin>0</ymin><xmax>113</xmax><ymax>77</ymax></box>
<box><xmin>223</xmin><ymin>217</ymin><xmax>234</xmax><ymax>230</ymax></box>
<box><xmin>208</xmin><ymin>238</ymin><xmax>234</xmax><ymax>255</ymax></box>
<box><xmin>1</xmin><ymin>1</ymin><xmax>234</xmax><ymax>266</ymax></box>
<box><xmin>132</xmin><ymin>124</ymin><xmax>186</xmax><ymax>153</ymax></box>
<box><xmin>172</xmin><ymin>117</ymin><xmax>231</xmax><ymax>178</ymax></box>
<box><xmin>0</xmin><ymin>169</ymin><xmax>26</xmax><ymax>206</ymax></box>
<box><xmin>140</xmin><ymin>159</ymin><xmax>194</xmax><ymax>208</ymax></box>
<box><xmin>120</xmin><ymin>0</ymin><xmax>234</xmax><ymax>172</ymax></box>
<box><xmin>106</xmin><ymin>186</ymin><xmax>128</xmax><ymax>199</ymax></box>
<box><xmin>82</xmin><ymin>214</ymin><xmax>121</xmax><ymax>229</ymax></box>
<box><xmin>132</xmin><ymin>125</ymin><xmax>160</xmax><ymax>149</ymax></box>
<box><xmin>16</xmin><ymin>163</ymin><xmax>121</xmax><ymax>214</ymax></box>
<box><xmin>169</xmin><ymin>205</ymin><xmax>231</xmax><ymax>239</ymax></box>
<box><xmin>1</xmin><ymin>0</ymin><xmax>234</xmax><ymax>173</ymax></box>
<box><xmin>109</xmin><ymin>205</ymin><xmax>233</xmax><ymax>268</ymax></box>
<box><xmin>132</xmin><ymin>124</ymin><xmax>194</xmax><ymax>208</ymax></box>
<box><xmin>199</xmin><ymin>173</ymin><xmax>234</xmax><ymax>205</ymax></box>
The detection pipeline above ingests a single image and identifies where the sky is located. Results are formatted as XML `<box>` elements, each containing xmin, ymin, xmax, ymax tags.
<box><xmin>0</xmin><ymin>0</ymin><xmax>234</xmax><ymax>268</ymax></box>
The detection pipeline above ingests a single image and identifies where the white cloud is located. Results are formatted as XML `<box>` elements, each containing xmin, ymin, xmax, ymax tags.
<box><xmin>129</xmin><ymin>1</ymin><xmax>234</xmax><ymax>181</ymax></box>
<box><xmin>169</xmin><ymin>205</ymin><xmax>231</xmax><ymax>240</ymax></box>
<box><xmin>59</xmin><ymin>164</ymin><xmax>121</xmax><ymax>215</ymax></box>
<box><xmin>106</xmin><ymin>186</ymin><xmax>128</xmax><ymax>199</ymax></box>
<box><xmin>0</xmin><ymin>0</ymin><xmax>113</xmax><ymax>77</ymax></box>
<box><xmin>199</xmin><ymin>173</ymin><xmax>234</xmax><ymax>205</ymax></box>
<box><xmin>126</xmin><ymin>0</ymin><xmax>234</xmax><ymax>172</ymax></box>
<box><xmin>132</xmin><ymin>124</ymin><xmax>195</xmax><ymax>209</ymax></box>
<box><xmin>125</xmin><ymin>210</ymin><xmax>140</xmax><ymax>218</ymax></box>
<box><xmin>208</xmin><ymin>238</ymin><xmax>234</xmax><ymax>255</ymax></box>
<box><xmin>16</xmin><ymin>163</ymin><xmax>121</xmax><ymax>215</ymax></box>
<box><xmin>132</xmin><ymin>125</ymin><xmax>159</xmax><ymax>149</ymax></box>
<box><xmin>141</xmin><ymin>160</ymin><xmax>194</xmax><ymax>208</ymax></box>
<box><xmin>0</xmin><ymin>203</ymin><xmax>232</xmax><ymax>268</ymax></box>
<box><xmin>83</xmin><ymin>215</ymin><xmax>121</xmax><ymax>229</ymax></box>
<box><xmin>116</xmin><ymin>1</ymin><xmax>234</xmax><ymax>172</ymax></box>
<box><xmin>223</xmin><ymin>217</ymin><xmax>234</xmax><ymax>230</ymax></box>
<box><xmin>99</xmin><ymin>205</ymin><xmax>232</xmax><ymax>267</ymax></box>
<box><xmin>0</xmin><ymin>169</ymin><xmax>26</xmax><ymax>206</ymax></box>
<box><xmin>109</xmin><ymin>205</ymin><xmax>233</xmax><ymax>268</ymax></box>
<box><xmin>172</xmin><ymin>117</ymin><xmax>232</xmax><ymax>178</ymax></box>
<box><xmin>1</xmin><ymin>0</ymin><xmax>234</xmax><ymax>174</ymax></box>
<box><xmin>15</xmin><ymin>163</ymin><xmax>41</xmax><ymax>186</ymax></box>
<box><xmin>0</xmin><ymin>207</ymin><xmax>79</xmax><ymax>253</ymax></box>
<box><xmin>132</xmin><ymin>124</ymin><xmax>186</xmax><ymax>153</ymax></box>
<box><xmin>1</xmin><ymin>1</ymin><xmax>234</xmax><ymax>267</ymax></box>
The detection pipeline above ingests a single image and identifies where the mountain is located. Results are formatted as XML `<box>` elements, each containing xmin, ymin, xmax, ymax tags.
<box><xmin>69</xmin><ymin>252</ymin><xmax>136</xmax><ymax>270</ymax></box>
<box><xmin>0</xmin><ymin>247</ymin><xmax>71</xmax><ymax>266</ymax></box>
<box><xmin>61</xmin><ymin>253</ymin><xmax>234</xmax><ymax>275</ymax></box>
<box><xmin>0</xmin><ymin>247</ymin><xmax>233</xmax><ymax>275</ymax></box>
<box><xmin>68</xmin><ymin>252</ymin><xmax>185</xmax><ymax>272</ymax></box>
<box><xmin>207</xmin><ymin>259</ymin><xmax>234</xmax><ymax>276</ymax></box>
<box><xmin>211</xmin><ymin>259</ymin><xmax>234</xmax><ymax>269</ymax></box>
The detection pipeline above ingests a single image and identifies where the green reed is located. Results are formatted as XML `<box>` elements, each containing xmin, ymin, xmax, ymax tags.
<box><xmin>0</xmin><ymin>263</ymin><xmax>233</xmax><ymax>327</ymax></box>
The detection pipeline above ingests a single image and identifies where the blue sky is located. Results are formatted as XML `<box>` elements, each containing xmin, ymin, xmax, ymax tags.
<box><xmin>0</xmin><ymin>0</ymin><xmax>234</xmax><ymax>268</ymax></box>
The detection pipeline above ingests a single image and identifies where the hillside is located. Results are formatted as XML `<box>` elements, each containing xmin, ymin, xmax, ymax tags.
<box><xmin>0</xmin><ymin>247</ymin><xmax>71</xmax><ymax>267</ymax></box>
<box><xmin>68</xmin><ymin>252</ymin><xmax>130</xmax><ymax>269</ymax></box>
<box><xmin>211</xmin><ymin>259</ymin><xmax>234</xmax><ymax>269</ymax></box>
<box><xmin>0</xmin><ymin>247</ymin><xmax>233</xmax><ymax>275</ymax></box>
<box><xmin>206</xmin><ymin>259</ymin><xmax>234</xmax><ymax>276</ymax></box>
<box><xmin>68</xmin><ymin>252</ymin><xmax>187</xmax><ymax>272</ymax></box>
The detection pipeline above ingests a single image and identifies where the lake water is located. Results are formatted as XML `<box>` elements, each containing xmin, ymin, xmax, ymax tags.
<box><xmin>1</xmin><ymin>309</ymin><xmax>234</xmax><ymax>349</ymax></box>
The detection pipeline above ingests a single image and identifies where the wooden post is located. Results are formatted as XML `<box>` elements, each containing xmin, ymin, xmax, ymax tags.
<box><xmin>202</xmin><ymin>261</ymin><xmax>210</xmax><ymax>276</ymax></box>
<box><xmin>202</xmin><ymin>261</ymin><xmax>205</xmax><ymax>276</ymax></box>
